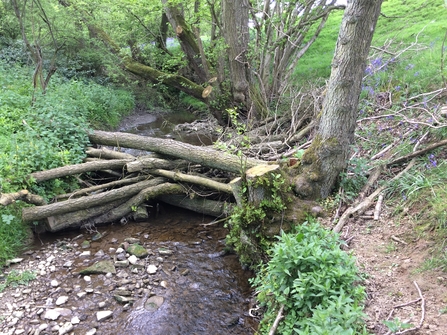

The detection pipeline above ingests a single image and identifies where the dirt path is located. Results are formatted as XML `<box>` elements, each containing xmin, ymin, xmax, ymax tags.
<box><xmin>342</xmin><ymin>210</ymin><xmax>447</xmax><ymax>334</ymax></box>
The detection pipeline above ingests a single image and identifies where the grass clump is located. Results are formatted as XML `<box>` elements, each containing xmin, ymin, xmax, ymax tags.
<box><xmin>0</xmin><ymin>269</ymin><xmax>36</xmax><ymax>293</ymax></box>
<box><xmin>251</xmin><ymin>219</ymin><xmax>368</xmax><ymax>335</ymax></box>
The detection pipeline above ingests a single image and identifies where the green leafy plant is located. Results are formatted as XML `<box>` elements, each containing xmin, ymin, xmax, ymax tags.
<box><xmin>0</xmin><ymin>269</ymin><xmax>36</xmax><ymax>293</ymax></box>
<box><xmin>251</xmin><ymin>219</ymin><xmax>367</xmax><ymax>334</ymax></box>
<box><xmin>382</xmin><ymin>318</ymin><xmax>414</xmax><ymax>333</ymax></box>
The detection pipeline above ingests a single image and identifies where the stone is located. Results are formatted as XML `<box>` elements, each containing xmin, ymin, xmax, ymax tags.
<box><xmin>147</xmin><ymin>264</ymin><xmax>157</xmax><ymax>274</ymax></box>
<box><xmin>71</xmin><ymin>316</ymin><xmax>80</xmax><ymax>324</ymax></box>
<box><xmin>58</xmin><ymin>322</ymin><xmax>73</xmax><ymax>335</ymax></box>
<box><xmin>114</xmin><ymin>295</ymin><xmax>136</xmax><ymax>304</ymax></box>
<box><xmin>85</xmin><ymin>329</ymin><xmax>97</xmax><ymax>335</ymax></box>
<box><xmin>128</xmin><ymin>255</ymin><xmax>138</xmax><ymax>265</ymax></box>
<box><xmin>50</xmin><ymin>280</ymin><xmax>59</xmax><ymax>287</ymax></box>
<box><xmin>96</xmin><ymin>310</ymin><xmax>113</xmax><ymax>321</ymax></box>
<box><xmin>43</xmin><ymin>309</ymin><xmax>61</xmax><ymax>321</ymax></box>
<box><xmin>79</xmin><ymin>260</ymin><xmax>116</xmax><ymax>275</ymax></box>
<box><xmin>94</xmin><ymin>250</ymin><xmax>105</xmax><ymax>257</ymax></box>
<box><xmin>144</xmin><ymin>296</ymin><xmax>164</xmax><ymax>312</ymax></box>
<box><xmin>127</xmin><ymin>244</ymin><xmax>148</xmax><ymax>258</ymax></box>
<box><xmin>77</xmin><ymin>292</ymin><xmax>87</xmax><ymax>299</ymax></box>
<box><xmin>114</xmin><ymin>289</ymin><xmax>132</xmax><ymax>296</ymax></box>
<box><xmin>81</xmin><ymin>240</ymin><xmax>90</xmax><ymax>249</ymax></box>
<box><xmin>80</xmin><ymin>251</ymin><xmax>91</xmax><ymax>257</ymax></box>
<box><xmin>158</xmin><ymin>248</ymin><xmax>173</xmax><ymax>255</ymax></box>
<box><xmin>115</xmin><ymin>260</ymin><xmax>129</xmax><ymax>267</ymax></box>
<box><xmin>124</xmin><ymin>237</ymin><xmax>140</xmax><ymax>244</ymax></box>
<box><xmin>55</xmin><ymin>296</ymin><xmax>69</xmax><ymax>306</ymax></box>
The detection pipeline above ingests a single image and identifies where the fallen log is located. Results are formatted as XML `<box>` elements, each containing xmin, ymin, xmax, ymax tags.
<box><xmin>0</xmin><ymin>190</ymin><xmax>46</xmax><ymax>206</ymax></box>
<box><xmin>30</xmin><ymin>159</ymin><xmax>133</xmax><ymax>183</ymax></box>
<box><xmin>55</xmin><ymin>176</ymin><xmax>147</xmax><ymax>200</ymax></box>
<box><xmin>91</xmin><ymin>182</ymin><xmax>184</xmax><ymax>225</ymax></box>
<box><xmin>149</xmin><ymin>169</ymin><xmax>233</xmax><ymax>194</ymax></box>
<box><xmin>46</xmin><ymin>198</ymin><xmax>132</xmax><ymax>232</ymax></box>
<box><xmin>86</xmin><ymin>147</ymin><xmax>136</xmax><ymax>160</ymax></box>
<box><xmin>22</xmin><ymin>177</ymin><xmax>165</xmax><ymax>222</ymax></box>
<box><xmin>89</xmin><ymin>130</ymin><xmax>266</xmax><ymax>174</ymax></box>
<box><xmin>126</xmin><ymin>157</ymin><xmax>188</xmax><ymax>173</ymax></box>
<box><xmin>158</xmin><ymin>194</ymin><xmax>231</xmax><ymax>217</ymax></box>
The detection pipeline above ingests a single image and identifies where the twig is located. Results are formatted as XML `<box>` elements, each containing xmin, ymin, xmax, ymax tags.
<box><xmin>391</xmin><ymin>235</ymin><xmax>408</xmax><ymax>245</ymax></box>
<box><xmin>374</xmin><ymin>194</ymin><xmax>384</xmax><ymax>220</ymax></box>
<box><xmin>387</xmin><ymin>138</ymin><xmax>447</xmax><ymax>166</ymax></box>
<box><xmin>268</xmin><ymin>304</ymin><xmax>285</xmax><ymax>335</ymax></box>
<box><xmin>393</xmin><ymin>281</ymin><xmax>425</xmax><ymax>334</ymax></box>
<box><xmin>333</xmin><ymin>159</ymin><xmax>416</xmax><ymax>233</ymax></box>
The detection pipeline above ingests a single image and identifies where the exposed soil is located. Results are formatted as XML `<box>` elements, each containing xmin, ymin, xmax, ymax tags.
<box><xmin>336</xmin><ymin>207</ymin><xmax>447</xmax><ymax>334</ymax></box>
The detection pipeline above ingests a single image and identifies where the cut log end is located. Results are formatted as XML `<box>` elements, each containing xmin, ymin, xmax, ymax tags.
<box><xmin>246</xmin><ymin>164</ymin><xmax>280</xmax><ymax>178</ymax></box>
<box><xmin>202</xmin><ymin>85</ymin><xmax>213</xmax><ymax>98</ymax></box>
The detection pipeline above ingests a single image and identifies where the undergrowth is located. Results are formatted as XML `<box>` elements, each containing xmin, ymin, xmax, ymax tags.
<box><xmin>0</xmin><ymin>60</ymin><xmax>134</xmax><ymax>265</ymax></box>
<box><xmin>251</xmin><ymin>219</ymin><xmax>368</xmax><ymax>335</ymax></box>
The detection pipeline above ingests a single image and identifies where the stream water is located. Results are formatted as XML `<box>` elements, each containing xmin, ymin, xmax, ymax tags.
<box><xmin>1</xmin><ymin>111</ymin><xmax>258</xmax><ymax>335</ymax></box>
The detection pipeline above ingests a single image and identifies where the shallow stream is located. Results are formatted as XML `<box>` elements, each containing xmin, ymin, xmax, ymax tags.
<box><xmin>0</xmin><ymin>111</ymin><xmax>258</xmax><ymax>335</ymax></box>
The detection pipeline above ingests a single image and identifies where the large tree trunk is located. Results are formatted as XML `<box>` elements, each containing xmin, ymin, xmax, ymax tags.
<box><xmin>88</xmin><ymin>130</ymin><xmax>266</xmax><ymax>174</ymax></box>
<box><xmin>222</xmin><ymin>0</ymin><xmax>250</xmax><ymax>106</ymax></box>
<box><xmin>294</xmin><ymin>0</ymin><xmax>383</xmax><ymax>199</ymax></box>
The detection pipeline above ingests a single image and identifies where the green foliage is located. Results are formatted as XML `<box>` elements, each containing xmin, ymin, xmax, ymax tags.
<box><xmin>251</xmin><ymin>219</ymin><xmax>367</xmax><ymax>334</ymax></box>
<box><xmin>338</xmin><ymin>157</ymin><xmax>369</xmax><ymax>203</ymax></box>
<box><xmin>0</xmin><ymin>207</ymin><xmax>30</xmax><ymax>266</ymax></box>
<box><xmin>382</xmin><ymin>318</ymin><xmax>414</xmax><ymax>333</ymax></box>
<box><xmin>0</xmin><ymin>269</ymin><xmax>36</xmax><ymax>293</ymax></box>
<box><xmin>0</xmin><ymin>59</ymin><xmax>134</xmax><ymax>263</ymax></box>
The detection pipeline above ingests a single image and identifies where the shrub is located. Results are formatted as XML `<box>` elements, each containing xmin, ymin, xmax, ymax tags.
<box><xmin>251</xmin><ymin>219</ymin><xmax>367</xmax><ymax>334</ymax></box>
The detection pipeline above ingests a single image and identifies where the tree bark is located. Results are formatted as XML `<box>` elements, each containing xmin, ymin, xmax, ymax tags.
<box><xmin>149</xmin><ymin>169</ymin><xmax>233</xmax><ymax>194</ymax></box>
<box><xmin>88</xmin><ymin>130</ymin><xmax>266</xmax><ymax>174</ymax></box>
<box><xmin>91</xmin><ymin>183</ymin><xmax>184</xmax><ymax>225</ymax></box>
<box><xmin>22</xmin><ymin>178</ymin><xmax>165</xmax><ymax>222</ymax></box>
<box><xmin>158</xmin><ymin>194</ymin><xmax>230</xmax><ymax>218</ymax></box>
<box><xmin>30</xmin><ymin>159</ymin><xmax>133</xmax><ymax>183</ymax></box>
<box><xmin>86</xmin><ymin>147</ymin><xmax>136</xmax><ymax>160</ymax></box>
<box><xmin>46</xmin><ymin>198</ymin><xmax>131</xmax><ymax>232</ymax></box>
<box><xmin>126</xmin><ymin>157</ymin><xmax>188</xmax><ymax>173</ymax></box>
<box><xmin>294</xmin><ymin>0</ymin><xmax>383</xmax><ymax>199</ymax></box>
<box><xmin>222</xmin><ymin>0</ymin><xmax>250</xmax><ymax>105</ymax></box>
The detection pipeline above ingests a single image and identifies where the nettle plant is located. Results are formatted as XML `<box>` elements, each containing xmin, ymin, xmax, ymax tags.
<box><xmin>225</xmin><ymin>170</ymin><xmax>291</xmax><ymax>266</ymax></box>
<box><xmin>251</xmin><ymin>219</ymin><xmax>368</xmax><ymax>335</ymax></box>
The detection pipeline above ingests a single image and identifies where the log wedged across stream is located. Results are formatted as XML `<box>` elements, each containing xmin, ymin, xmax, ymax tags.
<box><xmin>88</xmin><ymin>130</ymin><xmax>265</xmax><ymax>174</ymax></box>
<box><xmin>22</xmin><ymin>178</ymin><xmax>165</xmax><ymax>222</ymax></box>
<box><xmin>13</xmin><ymin>130</ymin><xmax>280</xmax><ymax>232</ymax></box>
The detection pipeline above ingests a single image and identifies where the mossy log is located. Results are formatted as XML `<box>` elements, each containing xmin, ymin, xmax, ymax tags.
<box><xmin>126</xmin><ymin>157</ymin><xmax>188</xmax><ymax>173</ymax></box>
<box><xmin>158</xmin><ymin>194</ymin><xmax>231</xmax><ymax>217</ymax></box>
<box><xmin>22</xmin><ymin>178</ymin><xmax>165</xmax><ymax>222</ymax></box>
<box><xmin>246</xmin><ymin>164</ymin><xmax>281</xmax><ymax>207</ymax></box>
<box><xmin>30</xmin><ymin>159</ymin><xmax>133</xmax><ymax>183</ymax></box>
<box><xmin>46</xmin><ymin>198</ymin><xmax>131</xmax><ymax>232</ymax></box>
<box><xmin>89</xmin><ymin>130</ymin><xmax>266</xmax><ymax>174</ymax></box>
<box><xmin>91</xmin><ymin>182</ymin><xmax>184</xmax><ymax>225</ymax></box>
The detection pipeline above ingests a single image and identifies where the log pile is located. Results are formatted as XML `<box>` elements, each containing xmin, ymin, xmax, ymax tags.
<box><xmin>6</xmin><ymin>130</ymin><xmax>279</xmax><ymax>232</ymax></box>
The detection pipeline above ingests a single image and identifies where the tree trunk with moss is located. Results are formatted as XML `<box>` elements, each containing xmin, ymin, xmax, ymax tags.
<box><xmin>294</xmin><ymin>0</ymin><xmax>383</xmax><ymax>199</ymax></box>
